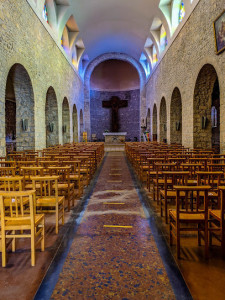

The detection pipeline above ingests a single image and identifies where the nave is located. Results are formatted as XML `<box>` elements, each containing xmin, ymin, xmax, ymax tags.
<box><xmin>37</xmin><ymin>152</ymin><xmax>189</xmax><ymax>299</ymax></box>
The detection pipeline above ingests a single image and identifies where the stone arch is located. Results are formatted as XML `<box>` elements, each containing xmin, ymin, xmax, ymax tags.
<box><xmin>84</xmin><ymin>53</ymin><xmax>146</xmax><ymax>140</ymax></box>
<box><xmin>193</xmin><ymin>64</ymin><xmax>220</xmax><ymax>152</ymax></box>
<box><xmin>62</xmin><ymin>97</ymin><xmax>70</xmax><ymax>144</ymax></box>
<box><xmin>45</xmin><ymin>86</ymin><xmax>59</xmax><ymax>147</ymax></box>
<box><xmin>5</xmin><ymin>64</ymin><xmax>35</xmax><ymax>153</ymax></box>
<box><xmin>170</xmin><ymin>87</ymin><xmax>182</xmax><ymax>144</ymax></box>
<box><xmin>80</xmin><ymin>109</ymin><xmax>84</xmax><ymax>141</ymax></box>
<box><xmin>73</xmin><ymin>104</ymin><xmax>78</xmax><ymax>142</ymax></box>
<box><xmin>160</xmin><ymin>97</ymin><xmax>167</xmax><ymax>143</ymax></box>
<box><xmin>146</xmin><ymin>108</ymin><xmax>151</xmax><ymax>132</ymax></box>
<box><xmin>153</xmin><ymin>104</ymin><xmax>158</xmax><ymax>141</ymax></box>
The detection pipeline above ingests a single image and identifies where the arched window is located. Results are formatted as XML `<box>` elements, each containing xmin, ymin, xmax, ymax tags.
<box><xmin>160</xmin><ymin>25</ymin><xmax>168</xmax><ymax>52</ymax></box>
<box><xmin>211</xmin><ymin>106</ymin><xmax>218</xmax><ymax>128</ymax></box>
<box><xmin>152</xmin><ymin>46</ymin><xmax>158</xmax><ymax>68</ymax></box>
<box><xmin>42</xmin><ymin>2</ymin><xmax>48</xmax><ymax>23</ymax></box>
<box><xmin>179</xmin><ymin>2</ymin><xmax>185</xmax><ymax>23</ymax></box>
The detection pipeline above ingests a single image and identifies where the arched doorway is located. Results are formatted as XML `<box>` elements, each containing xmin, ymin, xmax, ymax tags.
<box><xmin>5</xmin><ymin>64</ymin><xmax>35</xmax><ymax>153</ymax></box>
<box><xmin>73</xmin><ymin>104</ymin><xmax>78</xmax><ymax>142</ymax></box>
<box><xmin>160</xmin><ymin>97</ymin><xmax>167</xmax><ymax>143</ymax></box>
<box><xmin>80</xmin><ymin>109</ymin><xmax>84</xmax><ymax>142</ymax></box>
<box><xmin>146</xmin><ymin>108</ymin><xmax>151</xmax><ymax>132</ymax></box>
<box><xmin>153</xmin><ymin>104</ymin><xmax>157</xmax><ymax>141</ymax></box>
<box><xmin>193</xmin><ymin>64</ymin><xmax>220</xmax><ymax>152</ymax></box>
<box><xmin>62</xmin><ymin>97</ymin><xmax>70</xmax><ymax>144</ymax></box>
<box><xmin>170</xmin><ymin>88</ymin><xmax>182</xmax><ymax>144</ymax></box>
<box><xmin>45</xmin><ymin>87</ymin><xmax>59</xmax><ymax>147</ymax></box>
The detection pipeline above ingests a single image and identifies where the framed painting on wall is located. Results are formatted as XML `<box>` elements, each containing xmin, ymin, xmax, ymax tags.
<box><xmin>213</xmin><ymin>10</ymin><xmax>225</xmax><ymax>54</ymax></box>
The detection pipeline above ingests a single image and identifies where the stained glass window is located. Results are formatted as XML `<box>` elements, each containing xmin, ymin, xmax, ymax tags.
<box><xmin>152</xmin><ymin>46</ymin><xmax>158</xmax><ymax>68</ymax></box>
<box><xmin>42</xmin><ymin>3</ymin><xmax>48</xmax><ymax>23</ymax></box>
<box><xmin>160</xmin><ymin>26</ymin><xmax>168</xmax><ymax>52</ymax></box>
<box><xmin>211</xmin><ymin>106</ymin><xmax>218</xmax><ymax>128</ymax></box>
<box><xmin>179</xmin><ymin>2</ymin><xmax>185</xmax><ymax>23</ymax></box>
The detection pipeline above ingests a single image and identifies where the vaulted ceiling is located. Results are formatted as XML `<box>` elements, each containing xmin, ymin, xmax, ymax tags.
<box><xmin>32</xmin><ymin>0</ymin><xmax>194</xmax><ymax>75</ymax></box>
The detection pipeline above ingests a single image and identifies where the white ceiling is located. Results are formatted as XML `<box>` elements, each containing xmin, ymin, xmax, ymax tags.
<box><xmin>68</xmin><ymin>0</ymin><xmax>161</xmax><ymax>61</ymax></box>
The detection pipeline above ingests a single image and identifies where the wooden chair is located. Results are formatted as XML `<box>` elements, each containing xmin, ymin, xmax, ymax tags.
<box><xmin>31</xmin><ymin>176</ymin><xmax>64</xmax><ymax>234</ymax></box>
<box><xmin>62</xmin><ymin>161</ymin><xmax>84</xmax><ymax>198</ymax></box>
<box><xmin>160</xmin><ymin>171</ymin><xmax>189</xmax><ymax>223</ymax></box>
<box><xmin>48</xmin><ymin>166</ymin><xmax>75</xmax><ymax>211</ymax></box>
<box><xmin>169</xmin><ymin>185</ymin><xmax>211</xmax><ymax>259</ymax></box>
<box><xmin>208</xmin><ymin>186</ymin><xmax>225</xmax><ymax>257</ymax></box>
<box><xmin>0</xmin><ymin>190</ymin><xmax>45</xmax><ymax>267</ymax></box>
<box><xmin>19</xmin><ymin>166</ymin><xmax>44</xmax><ymax>190</ymax></box>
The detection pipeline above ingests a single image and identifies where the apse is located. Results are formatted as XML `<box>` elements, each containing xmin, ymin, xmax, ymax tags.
<box><xmin>90</xmin><ymin>59</ymin><xmax>140</xmax><ymax>141</ymax></box>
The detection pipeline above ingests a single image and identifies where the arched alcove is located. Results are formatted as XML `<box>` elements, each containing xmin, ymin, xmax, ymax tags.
<box><xmin>62</xmin><ymin>97</ymin><xmax>70</xmax><ymax>144</ymax></box>
<box><xmin>45</xmin><ymin>87</ymin><xmax>59</xmax><ymax>147</ymax></box>
<box><xmin>146</xmin><ymin>108</ymin><xmax>151</xmax><ymax>132</ymax></box>
<box><xmin>5</xmin><ymin>64</ymin><xmax>35</xmax><ymax>152</ymax></box>
<box><xmin>80</xmin><ymin>109</ymin><xmax>84</xmax><ymax>141</ymax></box>
<box><xmin>84</xmin><ymin>53</ymin><xmax>146</xmax><ymax>141</ymax></box>
<box><xmin>193</xmin><ymin>64</ymin><xmax>220</xmax><ymax>152</ymax></box>
<box><xmin>89</xmin><ymin>59</ymin><xmax>141</xmax><ymax>141</ymax></box>
<box><xmin>73</xmin><ymin>104</ymin><xmax>78</xmax><ymax>142</ymax></box>
<box><xmin>153</xmin><ymin>104</ymin><xmax>158</xmax><ymax>141</ymax></box>
<box><xmin>170</xmin><ymin>88</ymin><xmax>182</xmax><ymax>144</ymax></box>
<box><xmin>160</xmin><ymin>97</ymin><xmax>167</xmax><ymax>143</ymax></box>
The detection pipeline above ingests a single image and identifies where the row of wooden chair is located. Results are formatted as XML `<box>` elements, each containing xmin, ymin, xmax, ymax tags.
<box><xmin>126</xmin><ymin>142</ymin><xmax>225</xmax><ymax>259</ymax></box>
<box><xmin>0</xmin><ymin>142</ymin><xmax>104</xmax><ymax>267</ymax></box>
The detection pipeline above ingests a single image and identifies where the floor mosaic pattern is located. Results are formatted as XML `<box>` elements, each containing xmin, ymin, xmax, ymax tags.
<box><xmin>50</xmin><ymin>153</ymin><xmax>177</xmax><ymax>299</ymax></box>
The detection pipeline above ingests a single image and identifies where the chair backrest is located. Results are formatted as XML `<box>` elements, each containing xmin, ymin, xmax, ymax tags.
<box><xmin>0</xmin><ymin>167</ymin><xmax>16</xmax><ymax>177</ymax></box>
<box><xmin>163</xmin><ymin>171</ymin><xmax>189</xmax><ymax>191</ymax></box>
<box><xmin>31</xmin><ymin>175</ymin><xmax>59</xmax><ymax>198</ymax></box>
<box><xmin>196</xmin><ymin>171</ymin><xmax>223</xmax><ymax>190</ymax></box>
<box><xmin>0</xmin><ymin>176</ymin><xmax>23</xmax><ymax>191</ymax></box>
<box><xmin>48</xmin><ymin>166</ymin><xmax>71</xmax><ymax>183</ymax></box>
<box><xmin>0</xmin><ymin>190</ymin><xmax>36</xmax><ymax>226</ymax></box>
<box><xmin>174</xmin><ymin>185</ymin><xmax>211</xmax><ymax>216</ymax></box>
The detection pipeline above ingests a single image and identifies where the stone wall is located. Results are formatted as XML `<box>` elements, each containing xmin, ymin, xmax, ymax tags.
<box><xmin>0</xmin><ymin>0</ymin><xmax>83</xmax><ymax>155</ymax></box>
<box><xmin>146</xmin><ymin>0</ymin><xmax>225</xmax><ymax>151</ymax></box>
<box><xmin>90</xmin><ymin>89</ymin><xmax>140</xmax><ymax>141</ymax></box>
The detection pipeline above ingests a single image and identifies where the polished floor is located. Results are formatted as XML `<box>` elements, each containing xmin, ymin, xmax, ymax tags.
<box><xmin>36</xmin><ymin>152</ymin><xmax>190</xmax><ymax>299</ymax></box>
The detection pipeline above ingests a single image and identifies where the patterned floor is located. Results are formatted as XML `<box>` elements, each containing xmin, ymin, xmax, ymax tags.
<box><xmin>49</xmin><ymin>153</ymin><xmax>178</xmax><ymax>299</ymax></box>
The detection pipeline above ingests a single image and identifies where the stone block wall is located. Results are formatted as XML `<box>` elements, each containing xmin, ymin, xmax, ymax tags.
<box><xmin>146</xmin><ymin>0</ymin><xmax>225</xmax><ymax>151</ymax></box>
<box><xmin>0</xmin><ymin>0</ymin><xmax>83</xmax><ymax>155</ymax></box>
<box><xmin>90</xmin><ymin>89</ymin><xmax>140</xmax><ymax>141</ymax></box>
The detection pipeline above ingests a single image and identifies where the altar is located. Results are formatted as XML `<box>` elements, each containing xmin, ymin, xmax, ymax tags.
<box><xmin>103</xmin><ymin>132</ymin><xmax>127</xmax><ymax>152</ymax></box>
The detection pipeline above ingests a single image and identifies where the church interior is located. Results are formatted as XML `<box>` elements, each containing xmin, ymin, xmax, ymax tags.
<box><xmin>0</xmin><ymin>0</ymin><xmax>225</xmax><ymax>299</ymax></box>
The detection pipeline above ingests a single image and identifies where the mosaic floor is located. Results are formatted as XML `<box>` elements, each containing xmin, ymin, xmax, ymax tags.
<box><xmin>37</xmin><ymin>153</ymin><xmax>190</xmax><ymax>299</ymax></box>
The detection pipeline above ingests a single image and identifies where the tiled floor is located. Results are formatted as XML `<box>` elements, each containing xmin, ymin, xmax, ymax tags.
<box><xmin>41</xmin><ymin>152</ymin><xmax>190</xmax><ymax>299</ymax></box>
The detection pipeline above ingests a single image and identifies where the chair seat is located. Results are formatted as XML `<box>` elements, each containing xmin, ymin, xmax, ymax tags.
<box><xmin>187</xmin><ymin>179</ymin><xmax>197</xmax><ymax>185</ymax></box>
<box><xmin>53</xmin><ymin>183</ymin><xmax>74</xmax><ymax>190</ymax></box>
<box><xmin>169</xmin><ymin>209</ymin><xmax>205</xmax><ymax>221</ymax></box>
<box><xmin>5</xmin><ymin>214</ymin><xmax>44</xmax><ymax>229</ymax></box>
<box><xmin>36</xmin><ymin>196</ymin><xmax>64</xmax><ymax>206</ymax></box>
<box><xmin>69</xmin><ymin>174</ymin><xmax>83</xmax><ymax>180</ymax></box>
<box><xmin>153</xmin><ymin>179</ymin><xmax>172</xmax><ymax>185</ymax></box>
<box><xmin>25</xmin><ymin>183</ymin><xmax>43</xmax><ymax>189</ymax></box>
<box><xmin>160</xmin><ymin>190</ymin><xmax>186</xmax><ymax>198</ymax></box>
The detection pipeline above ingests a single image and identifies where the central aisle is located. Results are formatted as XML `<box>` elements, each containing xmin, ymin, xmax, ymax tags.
<box><xmin>51</xmin><ymin>153</ymin><xmax>176</xmax><ymax>299</ymax></box>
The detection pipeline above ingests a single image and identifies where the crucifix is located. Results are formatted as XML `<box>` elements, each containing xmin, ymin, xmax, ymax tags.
<box><xmin>102</xmin><ymin>96</ymin><xmax>128</xmax><ymax>132</ymax></box>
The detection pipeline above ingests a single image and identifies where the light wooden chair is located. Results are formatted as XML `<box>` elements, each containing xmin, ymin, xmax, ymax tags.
<box><xmin>169</xmin><ymin>185</ymin><xmax>211</xmax><ymax>259</ymax></box>
<box><xmin>48</xmin><ymin>166</ymin><xmax>75</xmax><ymax>211</ymax></box>
<box><xmin>0</xmin><ymin>190</ymin><xmax>45</xmax><ymax>267</ymax></box>
<box><xmin>209</xmin><ymin>186</ymin><xmax>225</xmax><ymax>257</ymax></box>
<box><xmin>31</xmin><ymin>176</ymin><xmax>64</xmax><ymax>234</ymax></box>
<box><xmin>160</xmin><ymin>171</ymin><xmax>189</xmax><ymax>223</ymax></box>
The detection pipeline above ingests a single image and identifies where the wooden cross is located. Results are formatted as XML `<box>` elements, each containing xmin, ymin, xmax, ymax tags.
<box><xmin>102</xmin><ymin>96</ymin><xmax>128</xmax><ymax>132</ymax></box>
